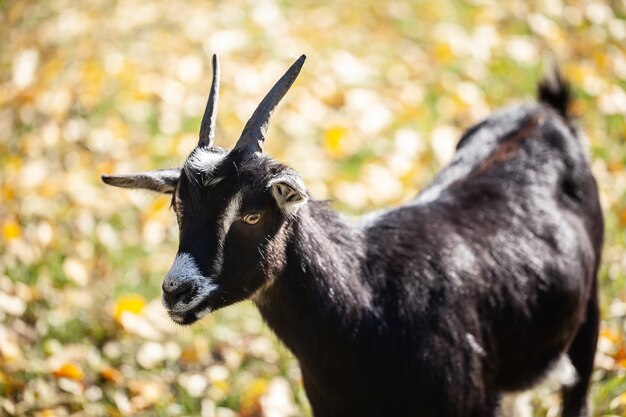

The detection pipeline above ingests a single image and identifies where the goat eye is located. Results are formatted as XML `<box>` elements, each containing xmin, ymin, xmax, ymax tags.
<box><xmin>242</xmin><ymin>213</ymin><xmax>262</xmax><ymax>225</ymax></box>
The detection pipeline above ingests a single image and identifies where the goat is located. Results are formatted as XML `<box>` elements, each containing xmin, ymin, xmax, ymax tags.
<box><xmin>102</xmin><ymin>55</ymin><xmax>603</xmax><ymax>417</ymax></box>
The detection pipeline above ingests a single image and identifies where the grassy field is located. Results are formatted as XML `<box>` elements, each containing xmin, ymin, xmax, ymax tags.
<box><xmin>1</xmin><ymin>0</ymin><xmax>625</xmax><ymax>415</ymax></box>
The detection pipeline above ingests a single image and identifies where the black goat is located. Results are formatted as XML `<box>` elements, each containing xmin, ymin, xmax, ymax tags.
<box><xmin>102</xmin><ymin>55</ymin><xmax>603</xmax><ymax>417</ymax></box>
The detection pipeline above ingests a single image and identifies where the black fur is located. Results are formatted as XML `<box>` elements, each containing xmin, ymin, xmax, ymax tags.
<box><xmin>104</xmin><ymin>70</ymin><xmax>603</xmax><ymax>417</ymax></box>
<box><xmin>254</xmin><ymin>76</ymin><xmax>602</xmax><ymax>416</ymax></box>
<box><xmin>538</xmin><ymin>67</ymin><xmax>573</xmax><ymax>118</ymax></box>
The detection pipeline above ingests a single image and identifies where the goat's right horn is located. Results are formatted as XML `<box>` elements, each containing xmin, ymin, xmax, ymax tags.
<box><xmin>234</xmin><ymin>55</ymin><xmax>306</xmax><ymax>154</ymax></box>
<box><xmin>198</xmin><ymin>54</ymin><xmax>220</xmax><ymax>148</ymax></box>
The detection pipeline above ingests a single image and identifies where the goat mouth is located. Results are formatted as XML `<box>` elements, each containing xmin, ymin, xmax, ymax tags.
<box><xmin>166</xmin><ymin>298</ymin><xmax>213</xmax><ymax>325</ymax></box>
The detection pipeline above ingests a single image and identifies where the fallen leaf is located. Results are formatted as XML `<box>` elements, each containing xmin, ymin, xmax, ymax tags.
<box><xmin>52</xmin><ymin>363</ymin><xmax>84</xmax><ymax>381</ymax></box>
<box><xmin>2</xmin><ymin>219</ymin><xmax>21</xmax><ymax>241</ymax></box>
<box><xmin>240</xmin><ymin>378</ymin><xmax>269</xmax><ymax>417</ymax></box>
<box><xmin>113</xmin><ymin>294</ymin><xmax>146</xmax><ymax>322</ymax></box>
<box><xmin>100</xmin><ymin>366</ymin><xmax>124</xmax><ymax>385</ymax></box>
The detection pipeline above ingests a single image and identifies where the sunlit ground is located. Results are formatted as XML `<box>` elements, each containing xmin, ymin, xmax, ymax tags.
<box><xmin>1</xmin><ymin>0</ymin><xmax>625</xmax><ymax>415</ymax></box>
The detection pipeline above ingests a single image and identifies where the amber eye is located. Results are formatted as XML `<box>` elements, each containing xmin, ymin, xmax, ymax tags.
<box><xmin>242</xmin><ymin>213</ymin><xmax>262</xmax><ymax>225</ymax></box>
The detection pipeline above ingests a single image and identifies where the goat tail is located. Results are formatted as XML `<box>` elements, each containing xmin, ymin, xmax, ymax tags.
<box><xmin>537</xmin><ymin>65</ymin><xmax>573</xmax><ymax>119</ymax></box>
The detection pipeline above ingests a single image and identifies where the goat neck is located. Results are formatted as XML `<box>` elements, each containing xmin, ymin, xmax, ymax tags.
<box><xmin>254</xmin><ymin>201</ymin><xmax>373</xmax><ymax>358</ymax></box>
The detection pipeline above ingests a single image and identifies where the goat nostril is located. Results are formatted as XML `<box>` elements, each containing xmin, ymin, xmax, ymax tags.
<box><xmin>162</xmin><ymin>281</ymin><xmax>193</xmax><ymax>305</ymax></box>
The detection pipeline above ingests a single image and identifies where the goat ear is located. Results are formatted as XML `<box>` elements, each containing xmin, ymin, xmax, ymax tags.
<box><xmin>101</xmin><ymin>168</ymin><xmax>180</xmax><ymax>194</ymax></box>
<box><xmin>268</xmin><ymin>172</ymin><xmax>308</xmax><ymax>216</ymax></box>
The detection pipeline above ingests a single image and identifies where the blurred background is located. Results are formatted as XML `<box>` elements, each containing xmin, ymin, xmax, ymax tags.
<box><xmin>1</xmin><ymin>0</ymin><xmax>625</xmax><ymax>415</ymax></box>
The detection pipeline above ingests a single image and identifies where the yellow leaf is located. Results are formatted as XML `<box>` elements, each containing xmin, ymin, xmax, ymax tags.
<box><xmin>433</xmin><ymin>42</ymin><xmax>454</xmax><ymax>64</ymax></box>
<box><xmin>3</xmin><ymin>219</ymin><xmax>21</xmax><ymax>240</ymax></box>
<box><xmin>2</xmin><ymin>184</ymin><xmax>16</xmax><ymax>202</ymax></box>
<box><xmin>239</xmin><ymin>378</ymin><xmax>268</xmax><ymax>416</ymax></box>
<box><xmin>113</xmin><ymin>294</ymin><xmax>146</xmax><ymax>322</ymax></box>
<box><xmin>79</xmin><ymin>59</ymin><xmax>105</xmax><ymax>110</ymax></box>
<box><xmin>323</xmin><ymin>125</ymin><xmax>348</xmax><ymax>158</ymax></box>
<box><xmin>146</xmin><ymin>198</ymin><xmax>169</xmax><ymax>220</ymax></box>
<box><xmin>593</xmin><ymin>52</ymin><xmax>609</xmax><ymax>71</ymax></box>
<box><xmin>212</xmin><ymin>379</ymin><xmax>230</xmax><ymax>394</ymax></box>
<box><xmin>607</xmin><ymin>161</ymin><xmax>624</xmax><ymax>173</ymax></box>
<box><xmin>53</xmin><ymin>363</ymin><xmax>84</xmax><ymax>381</ymax></box>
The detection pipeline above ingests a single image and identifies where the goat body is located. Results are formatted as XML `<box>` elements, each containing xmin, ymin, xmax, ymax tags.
<box><xmin>102</xmin><ymin>57</ymin><xmax>603</xmax><ymax>417</ymax></box>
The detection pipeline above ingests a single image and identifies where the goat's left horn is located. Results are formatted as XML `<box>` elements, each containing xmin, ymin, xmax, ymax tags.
<box><xmin>198</xmin><ymin>54</ymin><xmax>220</xmax><ymax>148</ymax></box>
<box><xmin>234</xmin><ymin>54</ymin><xmax>306</xmax><ymax>153</ymax></box>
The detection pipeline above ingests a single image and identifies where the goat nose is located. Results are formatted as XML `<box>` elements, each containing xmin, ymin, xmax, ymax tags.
<box><xmin>162</xmin><ymin>281</ymin><xmax>193</xmax><ymax>306</ymax></box>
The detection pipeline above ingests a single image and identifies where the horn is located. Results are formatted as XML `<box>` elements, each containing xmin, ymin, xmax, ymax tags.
<box><xmin>198</xmin><ymin>54</ymin><xmax>220</xmax><ymax>147</ymax></box>
<box><xmin>234</xmin><ymin>54</ymin><xmax>306</xmax><ymax>153</ymax></box>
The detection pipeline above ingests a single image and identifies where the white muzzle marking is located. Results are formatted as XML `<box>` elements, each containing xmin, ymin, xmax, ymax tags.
<box><xmin>162</xmin><ymin>252</ymin><xmax>216</xmax><ymax>314</ymax></box>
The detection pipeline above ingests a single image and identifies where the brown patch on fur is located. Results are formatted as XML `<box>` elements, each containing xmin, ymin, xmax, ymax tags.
<box><xmin>472</xmin><ymin>113</ymin><xmax>544</xmax><ymax>176</ymax></box>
